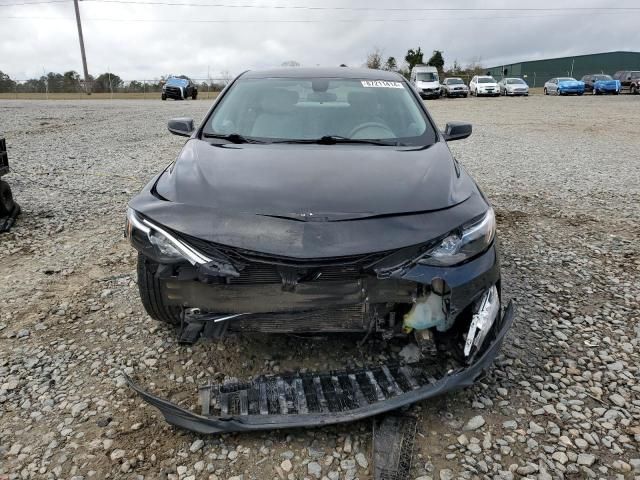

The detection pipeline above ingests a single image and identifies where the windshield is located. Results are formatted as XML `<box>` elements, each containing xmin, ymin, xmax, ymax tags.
<box><xmin>506</xmin><ymin>79</ymin><xmax>525</xmax><ymax>84</ymax></box>
<box><xmin>446</xmin><ymin>78</ymin><xmax>464</xmax><ymax>85</ymax></box>
<box><xmin>558</xmin><ymin>77</ymin><xmax>576</xmax><ymax>82</ymax></box>
<box><xmin>166</xmin><ymin>77</ymin><xmax>189</xmax><ymax>87</ymax></box>
<box><xmin>631</xmin><ymin>72</ymin><xmax>640</xmax><ymax>79</ymax></box>
<box><xmin>478</xmin><ymin>77</ymin><xmax>495</xmax><ymax>83</ymax></box>
<box><xmin>203</xmin><ymin>77</ymin><xmax>436</xmax><ymax>146</ymax></box>
<box><xmin>416</xmin><ymin>72</ymin><xmax>438</xmax><ymax>82</ymax></box>
<box><xmin>592</xmin><ymin>75</ymin><xmax>612</xmax><ymax>81</ymax></box>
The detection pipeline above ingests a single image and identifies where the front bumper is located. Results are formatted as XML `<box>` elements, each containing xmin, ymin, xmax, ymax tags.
<box><xmin>558</xmin><ymin>88</ymin><xmax>584</xmax><ymax>95</ymax></box>
<box><xmin>126</xmin><ymin>300</ymin><xmax>514</xmax><ymax>434</ymax></box>
<box><xmin>476</xmin><ymin>89</ymin><xmax>498</xmax><ymax>96</ymax></box>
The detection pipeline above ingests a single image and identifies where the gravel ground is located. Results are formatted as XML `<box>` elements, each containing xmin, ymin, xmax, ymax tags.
<box><xmin>1</xmin><ymin>95</ymin><xmax>639</xmax><ymax>480</ymax></box>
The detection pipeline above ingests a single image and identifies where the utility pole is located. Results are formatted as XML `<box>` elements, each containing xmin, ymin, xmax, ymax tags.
<box><xmin>73</xmin><ymin>0</ymin><xmax>91</xmax><ymax>94</ymax></box>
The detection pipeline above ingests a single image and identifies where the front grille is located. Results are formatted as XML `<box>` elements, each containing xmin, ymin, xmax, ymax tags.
<box><xmin>177</xmin><ymin>232</ymin><xmax>389</xmax><ymax>269</ymax></box>
<box><xmin>165</xmin><ymin>86</ymin><xmax>182</xmax><ymax>96</ymax></box>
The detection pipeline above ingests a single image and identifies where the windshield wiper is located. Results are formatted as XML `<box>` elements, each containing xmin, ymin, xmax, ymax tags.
<box><xmin>203</xmin><ymin>132</ymin><xmax>265</xmax><ymax>144</ymax></box>
<box><xmin>271</xmin><ymin>135</ymin><xmax>400</xmax><ymax>146</ymax></box>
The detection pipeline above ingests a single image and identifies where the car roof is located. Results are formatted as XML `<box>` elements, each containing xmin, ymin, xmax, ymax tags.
<box><xmin>240</xmin><ymin>67</ymin><xmax>404</xmax><ymax>80</ymax></box>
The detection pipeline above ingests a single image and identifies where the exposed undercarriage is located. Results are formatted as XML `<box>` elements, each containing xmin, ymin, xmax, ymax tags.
<box><xmin>127</xmin><ymin>229</ymin><xmax>513</xmax><ymax>434</ymax></box>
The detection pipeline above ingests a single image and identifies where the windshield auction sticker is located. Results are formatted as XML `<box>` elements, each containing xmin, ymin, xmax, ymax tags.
<box><xmin>361</xmin><ymin>80</ymin><xmax>404</xmax><ymax>88</ymax></box>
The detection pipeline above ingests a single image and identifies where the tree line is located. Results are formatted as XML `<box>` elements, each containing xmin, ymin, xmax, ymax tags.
<box><xmin>364</xmin><ymin>47</ymin><xmax>485</xmax><ymax>79</ymax></box>
<box><xmin>0</xmin><ymin>53</ymin><xmax>486</xmax><ymax>94</ymax></box>
<box><xmin>0</xmin><ymin>70</ymin><xmax>228</xmax><ymax>94</ymax></box>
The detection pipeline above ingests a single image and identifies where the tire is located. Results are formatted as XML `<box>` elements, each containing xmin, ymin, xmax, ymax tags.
<box><xmin>463</xmin><ymin>94</ymin><xmax>468</xmax><ymax>98</ymax></box>
<box><xmin>137</xmin><ymin>253</ymin><xmax>182</xmax><ymax>325</ymax></box>
<box><xmin>577</xmin><ymin>92</ymin><xmax>583</xmax><ymax>96</ymax></box>
<box><xmin>192</xmin><ymin>91</ymin><xmax>198</xmax><ymax>100</ymax></box>
<box><xmin>632</xmin><ymin>85</ymin><xmax>638</xmax><ymax>95</ymax></box>
<box><xmin>0</xmin><ymin>180</ymin><xmax>15</xmax><ymax>217</ymax></box>
<box><xmin>161</xmin><ymin>93</ymin><xmax>166</xmax><ymax>100</ymax></box>
<box><xmin>544</xmin><ymin>88</ymin><xmax>548</xmax><ymax>95</ymax></box>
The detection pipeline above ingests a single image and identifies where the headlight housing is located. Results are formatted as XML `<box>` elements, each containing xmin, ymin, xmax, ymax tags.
<box><xmin>125</xmin><ymin>208</ymin><xmax>209</xmax><ymax>264</ymax></box>
<box><xmin>418</xmin><ymin>208</ymin><xmax>496</xmax><ymax>266</ymax></box>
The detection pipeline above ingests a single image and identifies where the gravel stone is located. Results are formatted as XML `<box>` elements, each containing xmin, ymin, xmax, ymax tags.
<box><xmin>280</xmin><ymin>459</ymin><xmax>292</xmax><ymax>472</ymax></box>
<box><xmin>577</xmin><ymin>454</ymin><xmax>596</xmax><ymax>466</ymax></box>
<box><xmin>463</xmin><ymin>415</ymin><xmax>485</xmax><ymax>431</ymax></box>
<box><xmin>355</xmin><ymin>452</ymin><xmax>368</xmax><ymax>469</ymax></box>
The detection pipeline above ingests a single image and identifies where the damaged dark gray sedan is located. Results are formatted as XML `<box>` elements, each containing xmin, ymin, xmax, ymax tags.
<box><xmin>125</xmin><ymin>67</ymin><xmax>514</xmax><ymax>434</ymax></box>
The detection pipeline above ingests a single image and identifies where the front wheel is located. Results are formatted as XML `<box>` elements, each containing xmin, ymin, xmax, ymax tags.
<box><xmin>0</xmin><ymin>180</ymin><xmax>16</xmax><ymax>217</ymax></box>
<box><xmin>577</xmin><ymin>92</ymin><xmax>583</xmax><ymax>96</ymax></box>
<box><xmin>632</xmin><ymin>86</ymin><xmax>638</xmax><ymax>95</ymax></box>
<box><xmin>544</xmin><ymin>88</ymin><xmax>548</xmax><ymax>95</ymax></box>
<box><xmin>192</xmin><ymin>91</ymin><xmax>198</xmax><ymax>100</ymax></box>
<box><xmin>137</xmin><ymin>253</ymin><xmax>183</xmax><ymax>325</ymax></box>
<box><xmin>161</xmin><ymin>93</ymin><xmax>166</xmax><ymax>100</ymax></box>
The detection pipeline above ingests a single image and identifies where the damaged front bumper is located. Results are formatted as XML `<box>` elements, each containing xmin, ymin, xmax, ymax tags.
<box><xmin>126</xmin><ymin>301</ymin><xmax>513</xmax><ymax>434</ymax></box>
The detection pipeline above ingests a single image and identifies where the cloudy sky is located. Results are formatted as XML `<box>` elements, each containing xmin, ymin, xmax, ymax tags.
<box><xmin>1</xmin><ymin>0</ymin><xmax>638</xmax><ymax>81</ymax></box>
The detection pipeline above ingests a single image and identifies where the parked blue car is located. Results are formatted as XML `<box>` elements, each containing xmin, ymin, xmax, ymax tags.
<box><xmin>581</xmin><ymin>74</ymin><xmax>621</xmax><ymax>95</ymax></box>
<box><xmin>543</xmin><ymin>77</ymin><xmax>585</xmax><ymax>96</ymax></box>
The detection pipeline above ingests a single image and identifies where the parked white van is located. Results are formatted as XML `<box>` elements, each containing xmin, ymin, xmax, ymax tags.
<box><xmin>410</xmin><ymin>65</ymin><xmax>440</xmax><ymax>99</ymax></box>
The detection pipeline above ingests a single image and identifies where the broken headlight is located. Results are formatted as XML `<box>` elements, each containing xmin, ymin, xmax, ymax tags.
<box><xmin>419</xmin><ymin>208</ymin><xmax>495</xmax><ymax>266</ymax></box>
<box><xmin>125</xmin><ymin>208</ymin><xmax>210</xmax><ymax>264</ymax></box>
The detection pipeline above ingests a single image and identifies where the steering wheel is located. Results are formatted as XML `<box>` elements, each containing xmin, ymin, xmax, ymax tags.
<box><xmin>348</xmin><ymin>122</ymin><xmax>394</xmax><ymax>139</ymax></box>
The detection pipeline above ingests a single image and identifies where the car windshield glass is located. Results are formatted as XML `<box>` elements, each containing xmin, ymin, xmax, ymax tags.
<box><xmin>416</xmin><ymin>72</ymin><xmax>437</xmax><ymax>81</ymax></box>
<box><xmin>558</xmin><ymin>78</ymin><xmax>575</xmax><ymax>82</ymax></box>
<box><xmin>478</xmin><ymin>77</ymin><xmax>495</xmax><ymax>83</ymax></box>
<box><xmin>592</xmin><ymin>75</ymin><xmax>612</xmax><ymax>81</ymax></box>
<box><xmin>506</xmin><ymin>79</ymin><xmax>525</xmax><ymax>84</ymax></box>
<box><xmin>447</xmin><ymin>79</ymin><xmax>464</xmax><ymax>84</ymax></box>
<box><xmin>166</xmin><ymin>78</ymin><xmax>189</xmax><ymax>87</ymax></box>
<box><xmin>631</xmin><ymin>72</ymin><xmax>640</xmax><ymax>78</ymax></box>
<box><xmin>203</xmin><ymin>77</ymin><xmax>436</xmax><ymax>146</ymax></box>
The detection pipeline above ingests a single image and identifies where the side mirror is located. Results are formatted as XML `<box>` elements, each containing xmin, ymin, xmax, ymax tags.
<box><xmin>168</xmin><ymin>117</ymin><xmax>195</xmax><ymax>137</ymax></box>
<box><xmin>443</xmin><ymin>122</ymin><xmax>472</xmax><ymax>141</ymax></box>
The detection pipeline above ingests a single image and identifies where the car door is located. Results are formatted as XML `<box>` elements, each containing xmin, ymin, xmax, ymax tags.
<box><xmin>549</xmin><ymin>78</ymin><xmax>557</xmax><ymax>93</ymax></box>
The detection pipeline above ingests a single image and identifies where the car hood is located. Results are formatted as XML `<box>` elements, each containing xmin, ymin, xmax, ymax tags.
<box><xmin>130</xmin><ymin>139</ymin><xmax>487</xmax><ymax>257</ymax></box>
<box><xmin>558</xmin><ymin>80</ymin><xmax>583</xmax><ymax>87</ymax></box>
<box><xmin>155</xmin><ymin>140</ymin><xmax>474</xmax><ymax>219</ymax></box>
<box><xmin>416</xmin><ymin>81</ymin><xmax>439</xmax><ymax>86</ymax></box>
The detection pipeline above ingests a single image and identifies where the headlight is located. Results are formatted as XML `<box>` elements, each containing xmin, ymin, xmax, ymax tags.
<box><xmin>125</xmin><ymin>208</ymin><xmax>209</xmax><ymax>264</ymax></box>
<box><xmin>418</xmin><ymin>208</ymin><xmax>496</xmax><ymax>266</ymax></box>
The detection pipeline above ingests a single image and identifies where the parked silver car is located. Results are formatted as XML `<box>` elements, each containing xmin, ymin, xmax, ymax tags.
<box><xmin>440</xmin><ymin>77</ymin><xmax>469</xmax><ymax>98</ymax></box>
<box><xmin>498</xmin><ymin>78</ymin><xmax>529</xmax><ymax>96</ymax></box>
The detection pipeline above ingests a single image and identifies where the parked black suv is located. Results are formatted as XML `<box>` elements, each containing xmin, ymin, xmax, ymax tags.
<box><xmin>613</xmin><ymin>70</ymin><xmax>640</xmax><ymax>94</ymax></box>
<box><xmin>162</xmin><ymin>76</ymin><xmax>198</xmax><ymax>100</ymax></box>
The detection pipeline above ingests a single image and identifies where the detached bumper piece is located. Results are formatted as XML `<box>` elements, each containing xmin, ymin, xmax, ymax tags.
<box><xmin>373</xmin><ymin>415</ymin><xmax>417</xmax><ymax>480</ymax></box>
<box><xmin>127</xmin><ymin>301</ymin><xmax>513</xmax><ymax>434</ymax></box>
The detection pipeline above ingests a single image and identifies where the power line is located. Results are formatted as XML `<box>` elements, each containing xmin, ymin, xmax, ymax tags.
<box><xmin>0</xmin><ymin>0</ymin><xmax>69</xmax><ymax>6</ymax></box>
<box><xmin>2</xmin><ymin>0</ymin><xmax>640</xmax><ymax>10</ymax></box>
<box><xmin>84</xmin><ymin>1</ymin><xmax>640</xmax><ymax>11</ymax></box>
<box><xmin>3</xmin><ymin>11</ymin><xmax>635</xmax><ymax>22</ymax></box>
